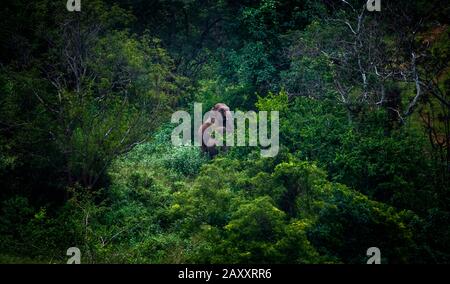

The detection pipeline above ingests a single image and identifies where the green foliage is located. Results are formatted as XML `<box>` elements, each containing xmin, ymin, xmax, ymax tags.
<box><xmin>161</xmin><ymin>154</ymin><xmax>427</xmax><ymax>263</ymax></box>
<box><xmin>281</xmin><ymin>42</ymin><xmax>336</xmax><ymax>98</ymax></box>
<box><xmin>0</xmin><ymin>0</ymin><xmax>449</xmax><ymax>264</ymax></box>
<box><xmin>162</xmin><ymin>146</ymin><xmax>209</xmax><ymax>177</ymax></box>
<box><xmin>118</xmin><ymin>124</ymin><xmax>209</xmax><ymax>177</ymax></box>
<box><xmin>274</xmin><ymin>96</ymin><xmax>445</xmax><ymax>213</ymax></box>
<box><xmin>256</xmin><ymin>89</ymin><xmax>289</xmax><ymax>112</ymax></box>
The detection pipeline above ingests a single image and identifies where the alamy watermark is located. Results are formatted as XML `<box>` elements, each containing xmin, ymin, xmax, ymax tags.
<box><xmin>66</xmin><ymin>247</ymin><xmax>81</xmax><ymax>264</ymax></box>
<box><xmin>366</xmin><ymin>0</ymin><xmax>381</xmax><ymax>12</ymax></box>
<box><xmin>65</xmin><ymin>246</ymin><xmax>380</xmax><ymax>264</ymax></box>
<box><xmin>171</xmin><ymin>103</ymin><xmax>279</xmax><ymax>158</ymax></box>
<box><xmin>67</xmin><ymin>0</ymin><xmax>81</xmax><ymax>12</ymax></box>
<box><xmin>367</xmin><ymin>247</ymin><xmax>381</xmax><ymax>264</ymax></box>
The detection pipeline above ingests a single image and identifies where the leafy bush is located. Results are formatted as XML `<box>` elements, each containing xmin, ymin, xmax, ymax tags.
<box><xmin>162</xmin><ymin>146</ymin><xmax>209</xmax><ymax>177</ymax></box>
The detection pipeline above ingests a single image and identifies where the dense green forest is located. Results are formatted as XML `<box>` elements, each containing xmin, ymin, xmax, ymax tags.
<box><xmin>0</xmin><ymin>0</ymin><xmax>449</xmax><ymax>263</ymax></box>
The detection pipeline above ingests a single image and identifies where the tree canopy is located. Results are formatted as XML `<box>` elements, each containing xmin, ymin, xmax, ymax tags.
<box><xmin>0</xmin><ymin>0</ymin><xmax>449</xmax><ymax>263</ymax></box>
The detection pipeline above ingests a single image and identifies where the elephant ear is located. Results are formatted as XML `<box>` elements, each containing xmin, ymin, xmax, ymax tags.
<box><xmin>205</xmin><ymin>116</ymin><xmax>215</xmax><ymax>124</ymax></box>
